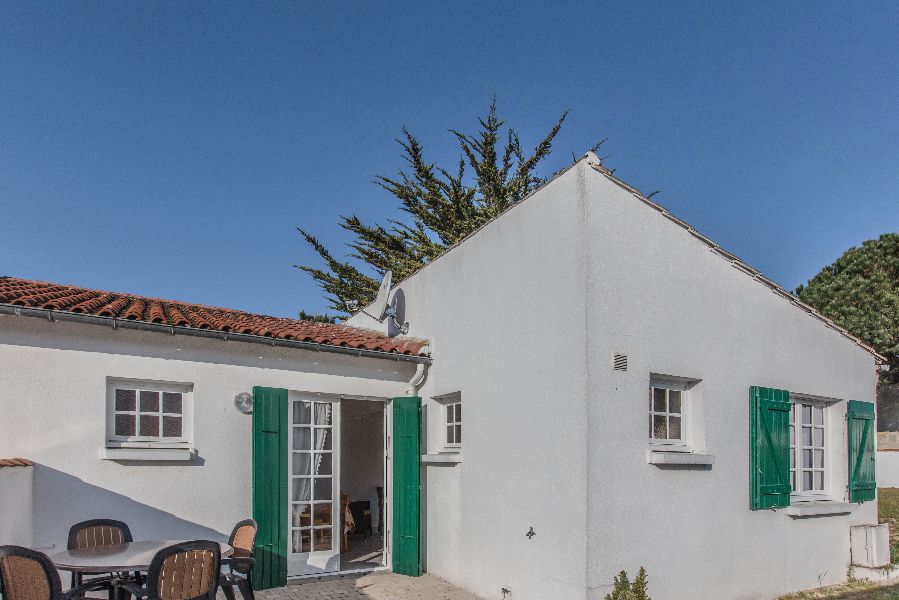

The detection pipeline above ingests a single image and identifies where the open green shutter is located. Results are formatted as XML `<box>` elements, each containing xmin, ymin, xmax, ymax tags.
<box><xmin>750</xmin><ymin>386</ymin><xmax>791</xmax><ymax>510</ymax></box>
<box><xmin>848</xmin><ymin>400</ymin><xmax>876</xmax><ymax>503</ymax></box>
<box><xmin>252</xmin><ymin>386</ymin><xmax>289</xmax><ymax>589</ymax></box>
<box><xmin>392</xmin><ymin>396</ymin><xmax>422</xmax><ymax>576</ymax></box>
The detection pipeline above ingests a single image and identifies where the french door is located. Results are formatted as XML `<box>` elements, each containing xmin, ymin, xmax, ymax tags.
<box><xmin>287</xmin><ymin>396</ymin><xmax>341</xmax><ymax>576</ymax></box>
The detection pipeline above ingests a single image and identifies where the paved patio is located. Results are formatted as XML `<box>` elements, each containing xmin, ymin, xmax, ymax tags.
<box><xmin>256</xmin><ymin>572</ymin><xmax>484</xmax><ymax>600</ymax></box>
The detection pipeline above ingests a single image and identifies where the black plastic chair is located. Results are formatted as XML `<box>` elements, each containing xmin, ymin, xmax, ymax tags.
<box><xmin>219</xmin><ymin>520</ymin><xmax>257</xmax><ymax>600</ymax></box>
<box><xmin>0</xmin><ymin>545</ymin><xmax>112</xmax><ymax>600</ymax></box>
<box><xmin>67</xmin><ymin>520</ymin><xmax>135</xmax><ymax>592</ymax></box>
<box><xmin>118</xmin><ymin>541</ymin><xmax>220</xmax><ymax>600</ymax></box>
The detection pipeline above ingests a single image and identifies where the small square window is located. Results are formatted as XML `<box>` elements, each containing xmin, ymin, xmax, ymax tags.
<box><xmin>107</xmin><ymin>379</ymin><xmax>191</xmax><ymax>448</ymax></box>
<box><xmin>445</xmin><ymin>401</ymin><xmax>461</xmax><ymax>447</ymax></box>
<box><xmin>647</xmin><ymin>376</ymin><xmax>699</xmax><ymax>449</ymax></box>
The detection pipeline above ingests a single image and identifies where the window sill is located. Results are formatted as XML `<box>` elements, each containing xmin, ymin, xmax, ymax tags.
<box><xmin>100</xmin><ymin>447</ymin><xmax>196</xmax><ymax>461</ymax></box>
<box><xmin>421</xmin><ymin>452</ymin><xmax>462</xmax><ymax>465</ymax></box>
<box><xmin>647</xmin><ymin>449</ymin><xmax>715</xmax><ymax>466</ymax></box>
<box><xmin>784</xmin><ymin>501</ymin><xmax>854</xmax><ymax>517</ymax></box>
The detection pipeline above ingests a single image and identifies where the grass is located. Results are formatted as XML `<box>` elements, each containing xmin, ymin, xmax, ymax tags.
<box><xmin>776</xmin><ymin>489</ymin><xmax>899</xmax><ymax>599</ymax></box>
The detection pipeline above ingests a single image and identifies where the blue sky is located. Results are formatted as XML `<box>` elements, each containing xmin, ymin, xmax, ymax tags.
<box><xmin>2</xmin><ymin>2</ymin><xmax>897</xmax><ymax>317</ymax></box>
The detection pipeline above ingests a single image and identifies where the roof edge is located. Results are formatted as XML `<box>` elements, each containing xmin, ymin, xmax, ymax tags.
<box><xmin>587</xmin><ymin>162</ymin><xmax>887</xmax><ymax>364</ymax></box>
<box><xmin>0</xmin><ymin>303</ymin><xmax>432</xmax><ymax>364</ymax></box>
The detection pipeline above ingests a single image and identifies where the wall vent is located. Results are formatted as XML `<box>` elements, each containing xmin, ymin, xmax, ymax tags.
<box><xmin>613</xmin><ymin>353</ymin><xmax>628</xmax><ymax>371</ymax></box>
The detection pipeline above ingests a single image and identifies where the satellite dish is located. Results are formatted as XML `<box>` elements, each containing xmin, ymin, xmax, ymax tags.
<box><xmin>370</xmin><ymin>271</ymin><xmax>392</xmax><ymax>320</ymax></box>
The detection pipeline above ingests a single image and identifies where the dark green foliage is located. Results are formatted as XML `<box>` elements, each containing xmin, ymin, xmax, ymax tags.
<box><xmin>795</xmin><ymin>233</ymin><xmax>899</xmax><ymax>385</ymax></box>
<box><xmin>296</xmin><ymin>99</ymin><xmax>568</xmax><ymax>314</ymax></box>
<box><xmin>604</xmin><ymin>567</ymin><xmax>651</xmax><ymax>600</ymax></box>
<box><xmin>297</xmin><ymin>310</ymin><xmax>339</xmax><ymax>324</ymax></box>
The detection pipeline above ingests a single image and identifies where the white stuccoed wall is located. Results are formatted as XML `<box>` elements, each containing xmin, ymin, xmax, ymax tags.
<box><xmin>0</xmin><ymin>465</ymin><xmax>34</xmax><ymax>546</ymax></box>
<box><xmin>0</xmin><ymin>315</ymin><xmax>415</xmax><ymax>553</ymax></box>
<box><xmin>877</xmin><ymin>452</ymin><xmax>899</xmax><ymax>488</ymax></box>
<box><xmin>349</xmin><ymin>157</ymin><xmax>880</xmax><ymax>600</ymax></box>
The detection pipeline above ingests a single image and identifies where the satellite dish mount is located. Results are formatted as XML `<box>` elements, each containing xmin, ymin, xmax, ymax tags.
<box><xmin>344</xmin><ymin>271</ymin><xmax>410</xmax><ymax>335</ymax></box>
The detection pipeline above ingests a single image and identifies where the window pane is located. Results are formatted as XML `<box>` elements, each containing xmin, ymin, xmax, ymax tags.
<box><xmin>668</xmin><ymin>416</ymin><xmax>682</xmax><ymax>440</ymax></box>
<box><xmin>802</xmin><ymin>427</ymin><xmax>811</xmax><ymax>446</ymax></box>
<box><xmin>162</xmin><ymin>393</ymin><xmax>182</xmax><ymax>414</ymax></box>
<box><xmin>292</xmin><ymin>479</ymin><xmax>311</xmax><ymax>502</ymax></box>
<box><xmin>455</xmin><ymin>404</ymin><xmax>461</xmax><ymax>421</ymax></box>
<box><xmin>115</xmin><ymin>389</ymin><xmax>136</xmax><ymax>411</ymax></box>
<box><xmin>455</xmin><ymin>424</ymin><xmax>461</xmax><ymax>444</ymax></box>
<box><xmin>803</xmin><ymin>471</ymin><xmax>813</xmax><ymax>491</ymax></box>
<box><xmin>314</xmin><ymin>403</ymin><xmax>332</xmax><ymax>426</ymax></box>
<box><xmin>802</xmin><ymin>404</ymin><xmax>812</xmax><ymax>425</ymax></box>
<box><xmin>293</xmin><ymin>427</ymin><xmax>311</xmax><ymax>450</ymax></box>
<box><xmin>652</xmin><ymin>388</ymin><xmax>666</xmax><ymax>412</ymax></box>
<box><xmin>291</xmin><ymin>529</ymin><xmax>311</xmax><ymax>553</ymax></box>
<box><xmin>789</xmin><ymin>405</ymin><xmax>795</xmax><ymax>425</ymax></box>
<box><xmin>313</xmin><ymin>503</ymin><xmax>332</xmax><ymax>526</ymax></box>
<box><xmin>314</xmin><ymin>428</ymin><xmax>332</xmax><ymax>451</ymax></box>
<box><xmin>139</xmin><ymin>415</ymin><xmax>160</xmax><ymax>437</ymax></box>
<box><xmin>115</xmin><ymin>414</ymin><xmax>136</xmax><ymax>436</ymax></box>
<box><xmin>292</xmin><ymin>453</ymin><xmax>311</xmax><ymax>476</ymax></box>
<box><xmin>313</xmin><ymin>453</ymin><xmax>332</xmax><ymax>476</ymax></box>
<box><xmin>447</xmin><ymin>405</ymin><xmax>454</xmax><ymax>424</ymax></box>
<box><xmin>791</xmin><ymin>471</ymin><xmax>796</xmax><ymax>490</ymax></box>
<box><xmin>790</xmin><ymin>449</ymin><xmax>795</xmax><ymax>469</ymax></box>
<box><xmin>813</xmin><ymin>406</ymin><xmax>824</xmax><ymax>426</ymax></box>
<box><xmin>668</xmin><ymin>391</ymin><xmax>681</xmax><ymax>414</ymax></box>
<box><xmin>812</xmin><ymin>428</ymin><xmax>823</xmax><ymax>448</ymax></box>
<box><xmin>162</xmin><ymin>416</ymin><xmax>182</xmax><ymax>437</ymax></box>
<box><xmin>790</xmin><ymin>424</ymin><xmax>795</xmax><ymax>445</ymax></box>
<box><xmin>652</xmin><ymin>415</ymin><xmax>667</xmax><ymax>439</ymax></box>
<box><xmin>803</xmin><ymin>449</ymin><xmax>813</xmax><ymax>468</ymax></box>
<box><xmin>814</xmin><ymin>471</ymin><xmax>824</xmax><ymax>490</ymax></box>
<box><xmin>314</xmin><ymin>528</ymin><xmax>332</xmax><ymax>552</ymax></box>
<box><xmin>140</xmin><ymin>391</ymin><xmax>159</xmax><ymax>413</ymax></box>
<box><xmin>293</xmin><ymin>402</ymin><xmax>311</xmax><ymax>425</ymax></box>
<box><xmin>447</xmin><ymin>426</ymin><xmax>455</xmax><ymax>444</ymax></box>
<box><xmin>313</xmin><ymin>478</ymin><xmax>332</xmax><ymax>501</ymax></box>
<box><xmin>292</xmin><ymin>504</ymin><xmax>311</xmax><ymax>527</ymax></box>
<box><xmin>814</xmin><ymin>449</ymin><xmax>824</xmax><ymax>468</ymax></box>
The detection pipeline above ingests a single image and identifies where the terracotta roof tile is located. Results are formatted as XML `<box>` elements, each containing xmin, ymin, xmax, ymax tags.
<box><xmin>0</xmin><ymin>277</ymin><xmax>429</xmax><ymax>356</ymax></box>
<box><xmin>0</xmin><ymin>458</ymin><xmax>33</xmax><ymax>468</ymax></box>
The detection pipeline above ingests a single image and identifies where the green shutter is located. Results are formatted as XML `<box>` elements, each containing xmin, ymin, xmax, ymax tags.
<box><xmin>750</xmin><ymin>386</ymin><xmax>791</xmax><ymax>510</ymax></box>
<box><xmin>392</xmin><ymin>396</ymin><xmax>422</xmax><ymax>576</ymax></box>
<box><xmin>252</xmin><ymin>386</ymin><xmax>289</xmax><ymax>589</ymax></box>
<box><xmin>848</xmin><ymin>400</ymin><xmax>876</xmax><ymax>503</ymax></box>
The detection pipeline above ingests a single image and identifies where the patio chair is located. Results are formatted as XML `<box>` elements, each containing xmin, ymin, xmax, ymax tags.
<box><xmin>0</xmin><ymin>545</ymin><xmax>112</xmax><ymax>600</ymax></box>
<box><xmin>219</xmin><ymin>520</ymin><xmax>257</xmax><ymax>600</ymax></box>
<box><xmin>117</xmin><ymin>541</ymin><xmax>220</xmax><ymax>600</ymax></box>
<box><xmin>66</xmin><ymin>520</ymin><xmax>135</xmax><ymax>590</ymax></box>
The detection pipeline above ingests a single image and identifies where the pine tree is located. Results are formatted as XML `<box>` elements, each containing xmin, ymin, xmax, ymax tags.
<box><xmin>296</xmin><ymin>99</ymin><xmax>569</xmax><ymax>314</ymax></box>
<box><xmin>632</xmin><ymin>567</ymin><xmax>651</xmax><ymax>600</ymax></box>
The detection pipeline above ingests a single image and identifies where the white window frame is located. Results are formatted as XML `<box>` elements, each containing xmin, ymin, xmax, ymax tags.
<box><xmin>648</xmin><ymin>377</ymin><xmax>692</xmax><ymax>450</ymax></box>
<box><xmin>445</xmin><ymin>401</ymin><xmax>461</xmax><ymax>449</ymax></box>
<box><xmin>789</xmin><ymin>397</ymin><xmax>831</xmax><ymax>501</ymax></box>
<box><xmin>105</xmin><ymin>378</ymin><xmax>193</xmax><ymax>449</ymax></box>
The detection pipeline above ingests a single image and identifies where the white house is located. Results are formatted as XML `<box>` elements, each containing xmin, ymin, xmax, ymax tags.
<box><xmin>0</xmin><ymin>153</ymin><xmax>887</xmax><ymax>600</ymax></box>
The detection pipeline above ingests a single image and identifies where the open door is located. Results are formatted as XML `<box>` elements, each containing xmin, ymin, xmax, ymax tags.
<box><xmin>391</xmin><ymin>396</ymin><xmax>421</xmax><ymax>576</ymax></box>
<box><xmin>286</xmin><ymin>395</ymin><xmax>342</xmax><ymax>576</ymax></box>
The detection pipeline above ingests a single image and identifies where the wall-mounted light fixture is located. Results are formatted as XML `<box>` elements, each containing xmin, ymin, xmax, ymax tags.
<box><xmin>234</xmin><ymin>392</ymin><xmax>253</xmax><ymax>414</ymax></box>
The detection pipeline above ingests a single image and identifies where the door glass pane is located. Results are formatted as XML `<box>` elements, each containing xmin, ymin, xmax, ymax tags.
<box><xmin>292</xmin><ymin>504</ymin><xmax>311</xmax><ymax>527</ymax></box>
<box><xmin>313</xmin><ymin>453</ymin><xmax>332</xmax><ymax>476</ymax></box>
<box><xmin>790</xmin><ymin>448</ymin><xmax>795</xmax><ymax>469</ymax></box>
<box><xmin>293</xmin><ymin>402</ymin><xmax>311</xmax><ymax>425</ymax></box>
<box><xmin>802</xmin><ymin>427</ymin><xmax>811</xmax><ymax>446</ymax></box>
<box><xmin>814</xmin><ymin>471</ymin><xmax>824</xmax><ymax>490</ymax></box>
<box><xmin>813</xmin><ymin>406</ymin><xmax>824</xmax><ymax>425</ymax></box>
<box><xmin>292</xmin><ymin>453</ymin><xmax>311</xmax><ymax>476</ymax></box>
<box><xmin>814</xmin><ymin>449</ymin><xmax>824</xmax><ymax>468</ymax></box>
<box><xmin>314</xmin><ymin>528</ymin><xmax>332</xmax><ymax>552</ymax></box>
<box><xmin>292</xmin><ymin>529</ymin><xmax>311</xmax><ymax>553</ymax></box>
<box><xmin>455</xmin><ymin>424</ymin><xmax>461</xmax><ymax>444</ymax></box>
<box><xmin>293</xmin><ymin>427</ymin><xmax>311</xmax><ymax>450</ymax></box>
<box><xmin>447</xmin><ymin>425</ymin><xmax>455</xmax><ymax>444</ymax></box>
<box><xmin>292</xmin><ymin>479</ymin><xmax>311</xmax><ymax>502</ymax></box>
<box><xmin>803</xmin><ymin>449</ymin><xmax>812</xmax><ymax>467</ymax></box>
<box><xmin>314</xmin><ymin>429</ymin><xmax>332</xmax><ymax>451</ymax></box>
<box><xmin>801</xmin><ymin>404</ymin><xmax>812</xmax><ymax>425</ymax></box>
<box><xmin>314</xmin><ymin>403</ymin><xmax>332</xmax><ymax>426</ymax></box>
<box><xmin>455</xmin><ymin>404</ymin><xmax>461</xmax><ymax>421</ymax></box>
<box><xmin>312</xmin><ymin>503</ymin><xmax>332</xmax><ymax>526</ymax></box>
<box><xmin>812</xmin><ymin>428</ymin><xmax>823</xmax><ymax>448</ymax></box>
<box><xmin>803</xmin><ymin>471</ymin><xmax>813</xmax><ymax>491</ymax></box>
<box><xmin>313</xmin><ymin>478</ymin><xmax>332</xmax><ymax>501</ymax></box>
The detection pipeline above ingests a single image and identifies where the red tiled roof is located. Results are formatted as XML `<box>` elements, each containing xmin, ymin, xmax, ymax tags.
<box><xmin>0</xmin><ymin>458</ymin><xmax>33</xmax><ymax>468</ymax></box>
<box><xmin>0</xmin><ymin>277</ymin><xmax>429</xmax><ymax>356</ymax></box>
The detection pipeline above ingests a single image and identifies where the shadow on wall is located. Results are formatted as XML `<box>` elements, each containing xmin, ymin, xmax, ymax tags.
<box><xmin>31</xmin><ymin>464</ymin><xmax>227</xmax><ymax>552</ymax></box>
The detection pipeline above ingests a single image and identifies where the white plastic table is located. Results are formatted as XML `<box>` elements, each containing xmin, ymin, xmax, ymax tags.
<box><xmin>50</xmin><ymin>540</ymin><xmax>233</xmax><ymax>574</ymax></box>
